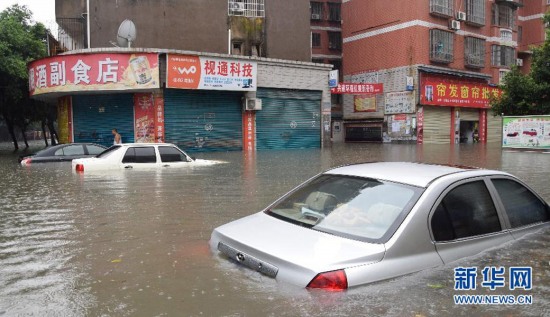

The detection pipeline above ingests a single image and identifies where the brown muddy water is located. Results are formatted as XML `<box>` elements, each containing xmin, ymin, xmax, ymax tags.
<box><xmin>0</xmin><ymin>142</ymin><xmax>548</xmax><ymax>316</ymax></box>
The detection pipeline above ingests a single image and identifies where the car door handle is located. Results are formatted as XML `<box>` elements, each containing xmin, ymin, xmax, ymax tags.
<box><xmin>125</xmin><ymin>165</ymin><xmax>133</xmax><ymax>169</ymax></box>
<box><xmin>163</xmin><ymin>164</ymin><xmax>170</xmax><ymax>167</ymax></box>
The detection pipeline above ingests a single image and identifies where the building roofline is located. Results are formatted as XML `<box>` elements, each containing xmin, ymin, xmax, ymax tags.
<box><xmin>418</xmin><ymin>65</ymin><xmax>492</xmax><ymax>80</ymax></box>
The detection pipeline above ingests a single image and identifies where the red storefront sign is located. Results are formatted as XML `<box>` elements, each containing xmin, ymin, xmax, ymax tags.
<box><xmin>420</xmin><ymin>75</ymin><xmax>500</xmax><ymax>109</ymax></box>
<box><xmin>242</xmin><ymin>111</ymin><xmax>256</xmax><ymax>151</ymax></box>
<box><xmin>28</xmin><ymin>53</ymin><xmax>159</xmax><ymax>96</ymax></box>
<box><xmin>133</xmin><ymin>93</ymin><xmax>164</xmax><ymax>143</ymax></box>
<box><xmin>331</xmin><ymin>83</ymin><xmax>383</xmax><ymax>94</ymax></box>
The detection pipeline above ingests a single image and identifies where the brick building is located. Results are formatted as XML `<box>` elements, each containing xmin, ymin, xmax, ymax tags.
<box><xmin>336</xmin><ymin>0</ymin><xmax>549</xmax><ymax>144</ymax></box>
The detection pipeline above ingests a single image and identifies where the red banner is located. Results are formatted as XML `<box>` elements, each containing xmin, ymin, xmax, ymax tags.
<box><xmin>242</xmin><ymin>111</ymin><xmax>256</xmax><ymax>151</ymax></box>
<box><xmin>133</xmin><ymin>93</ymin><xmax>164</xmax><ymax>143</ymax></box>
<box><xmin>29</xmin><ymin>53</ymin><xmax>159</xmax><ymax>96</ymax></box>
<box><xmin>421</xmin><ymin>75</ymin><xmax>500</xmax><ymax>109</ymax></box>
<box><xmin>331</xmin><ymin>83</ymin><xmax>383</xmax><ymax>94</ymax></box>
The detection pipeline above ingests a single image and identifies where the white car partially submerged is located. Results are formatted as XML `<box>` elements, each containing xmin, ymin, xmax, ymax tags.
<box><xmin>72</xmin><ymin>143</ymin><xmax>219</xmax><ymax>172</ymax></box>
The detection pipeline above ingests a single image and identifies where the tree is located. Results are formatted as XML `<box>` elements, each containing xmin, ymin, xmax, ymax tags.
<box><xmin>0</xmin><ymin>4</ymin><xmax>47</xmax><ymax>149</ymax></box>
<box><xmin>491</xmin><ymin>12</ymin><xmax>550</xmax><ymax>116</ymax></box>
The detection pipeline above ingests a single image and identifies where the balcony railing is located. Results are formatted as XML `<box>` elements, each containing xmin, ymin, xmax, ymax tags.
<box><xmin>56</xmin><ymin>17</ymin><xmax>87</xmax><ymax>51</ymax></box>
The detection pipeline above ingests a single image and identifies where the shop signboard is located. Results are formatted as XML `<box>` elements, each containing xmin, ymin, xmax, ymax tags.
<box><xmin>166</xmin><ymin>54</ymin><xmax>257</xmax><ymax>91</ymax></box>
<box><xmin>502</xmin><ymin>116</ymin><xmax>550</xmax><ymax>149</ymax></box>
<box><xmin>420</xmin><ymin>74</ymin><xmax>500</xmax><ymax>109</ymax></box>
<box><xmin>331</xmin><ymin>83</ymin><xmax>383</xmax><ymax>94</ymax></box>
<box><xmin>29</xmin><ymin>53</ymin><xmax>159</xmax><ymax>96</ymax></box>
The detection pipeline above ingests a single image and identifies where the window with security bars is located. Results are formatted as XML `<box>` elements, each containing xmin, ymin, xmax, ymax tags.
<box><xmin>430</xmin><ymin>29</ymin><xmax>454</xmax><ymax>63</ymax></box>
<box><xmin>492</xmin><ymin>4</ymin><xmax>514</xmax><ymax>29</ymax></box>
<box><xmin>466</xmin><ymin>0</ymin><xmax>485</xmax><ymax>26</ymax></box>
<box><xmin>430</xmin><ymin>0</ymin><xmax>453</xmax><ymax>17</ymax></box>
<box><xmin>465</xmin><ymin>37</ymin><xmax>485</xmax><ymax>68</ymax></box>
<box><xmin>228</xmin><ymin>0</ymin><xmax>265</xmax><ymax>18</ymax></box>
<box><xmin>491</xmin><ymin>45</ymin><xmax>515</xmax><ymax>67</ymax></box>
<box><xmin>311</xmin><ymin>2</ymin><xmax>323</xmax><ymax>20</ymax></box>
<box><xmin>328</xmin><ymin>3</ymin><xmax>341</xmax><ymax>22</ymax></box>
<box><xmin>312</xmin><ymin>33</ymin><xmax>321</xmax><ymax>47</ymax></box>
<box><xmin>328</xmin><ymin>32</ymin><xmax>342</xmax><ymax>50</ymax></box>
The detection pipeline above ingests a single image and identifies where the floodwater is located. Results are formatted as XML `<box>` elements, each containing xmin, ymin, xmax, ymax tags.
<box><xmin>0</xmin><ymin>142</ymin><xmax>549</xmax><ymax>317</ymax></box>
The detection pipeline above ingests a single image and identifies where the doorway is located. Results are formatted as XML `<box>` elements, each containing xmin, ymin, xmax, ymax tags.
<box><xmin>459</xmin><ymin>120</ymin><xmax>479</xmax><ymax>143</ymax></box>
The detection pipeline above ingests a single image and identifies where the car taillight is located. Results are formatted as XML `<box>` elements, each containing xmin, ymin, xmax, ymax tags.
<box><xmin>75</xmin><ymin>164</ymin><xmax>84</xmax><ymax>172</ymax></box>
<box><xmin>306</xmin><ymin>269</ymin><xmax>348</xmax><ymax>290</ymax></box>
<box><xmin>22</xmin><ymin>158</ymin><xmax>31</xmax><ymax>166</ymax></box>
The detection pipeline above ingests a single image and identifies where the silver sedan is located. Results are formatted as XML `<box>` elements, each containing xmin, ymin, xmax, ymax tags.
<box><xmin>210</xmin><ymin>162</ymin><xmax>550</xmax><ymax>290</ymax></box>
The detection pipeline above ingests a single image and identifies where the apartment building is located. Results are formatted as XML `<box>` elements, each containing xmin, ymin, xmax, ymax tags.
<box><xmin>337</xmin><ymin>0</ymin><xmax>547</xmax><ymax>144</ymax></box>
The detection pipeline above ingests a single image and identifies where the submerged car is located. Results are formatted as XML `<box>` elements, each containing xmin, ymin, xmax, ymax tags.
<box><xmin>72</xmin><ymin>143</ymin><xmax>220</xmax><ymax>172</ymax></box>
<box><xmin>210</xmin><ymin>162</ymin><xmax>550</xmax><ymax>290</ymax></box>
<box><xmin>20</xmin><ymin>143</ymin><xmax>106</xmax><ymax>166</ymax></box>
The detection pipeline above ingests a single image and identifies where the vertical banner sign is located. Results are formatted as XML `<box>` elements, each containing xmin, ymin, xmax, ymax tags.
<box><xmin>57</xmin><ymin>96</ymin><xmax>73</xmax><ymax>143</ymax></box>
<box><xmin>479</xmin><ymin>109</ymin><xmax>487</xmax><ymax>143</ymax></box>
<box><xmin>329</xmin><ymin>70</ymin><xmax>339</xmax><ymax>88</ymax></box>
<box><xmin>417</xmin><ymin>106</ymin><xmax>424</xmax><ymax>144</ymax></box>
<box><xmin>134</xmin><ymin>93</ymin><xmax>156</xmax><ymax>143</ymax></box>
<box><xmin>242</xmin><ymin>111</ymin><xmax>256</xmax><ymax>151</ymax></box>
<box><xmin>154</xmin><ymin>93</ymin><xmax>165</xmax><ymax>143</ymax></box>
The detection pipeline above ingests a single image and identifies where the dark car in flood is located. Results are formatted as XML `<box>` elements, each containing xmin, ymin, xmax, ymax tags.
<box><xmin>20</xmin><ymin>143</ymin><xmax>107</xmax><ymax>166</ymax></box>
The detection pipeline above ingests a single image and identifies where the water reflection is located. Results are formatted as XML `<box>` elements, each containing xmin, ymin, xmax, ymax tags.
<box><xmin>0</xmin><ymin>143</ymin><xmax>548</xmax><ymax>316</ymax></box>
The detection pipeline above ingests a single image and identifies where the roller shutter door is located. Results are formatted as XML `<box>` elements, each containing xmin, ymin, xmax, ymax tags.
<box><xmin>460</xmin><ymin>108</ymin><xmax>479</xmax><ymax>121</ymax></box>
<box><xmin>487</xmin><ymin>111</ymin><xmax>503</xmax><ymax>143</ymax></box>
<box><xmin>423</xmin><ymin>106</ymin><xmax>451</xmax><ymax>144</ymax></box>
<box><xmin>164</xmin><ymin>90</ymin><xmax>243</xmax><ymax>152</ymax></box>
<box><xmin>72</xmin><ymin>94</ymin><xmax>135</xmax><ymax>147</ymax></box>
<box><xmin>255</xmin><ymin>88</ymin><xmax>321</xmax><ymax>150</ymax></box>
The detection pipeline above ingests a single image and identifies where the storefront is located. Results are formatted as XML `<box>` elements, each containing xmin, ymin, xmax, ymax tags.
<box><xmin>417</xmin><ymin>72</ymin><xmax>501</xmax><ymax>144</ymax></box>
<box><xmin>28</xmin><ymin>49</ymin><xmax>331</xmax><ymax>152</ymax></box>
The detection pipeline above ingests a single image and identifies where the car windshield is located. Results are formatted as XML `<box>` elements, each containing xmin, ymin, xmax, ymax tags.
<box><xmin>266</xmin><ymin>175</ymin><xmax>423</xmax><ymax>243</ymax></box>
<box><xmin>96</xmin><ymin>145</ymin><xmax>121</xmax><ymax>158</ymax></box>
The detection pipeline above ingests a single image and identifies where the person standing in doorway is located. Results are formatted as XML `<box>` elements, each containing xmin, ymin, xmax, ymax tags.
<box><xmin>112</xmin><ymin>128</ymin><xmax>122</xmax><ymax>145</ymax></box>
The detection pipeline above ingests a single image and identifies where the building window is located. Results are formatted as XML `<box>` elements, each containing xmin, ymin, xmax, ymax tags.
<box><xmin>430</xmin><ymin>0</ymin><xmax>453</xmax><ymax>17</ymax></box>
<box><xmin>465</xmin><ymin>0</ymin><xmax>485</xmax><ymax>26</ymax></box>
<box><xmin>464</xmin><ymin>37</ymin><xmax>485</xmax><ymax>68</ymax></box>
<box><xmin>500</xmin><ymin>29</ymin><xmax>513</xmax><ymax>42</ymax></box>
<box><xmin>228</xmin><ymin>0</ymin><xmax>265</xmax><ymax>18</ymax></box>
<box><xmin>491</xmin><ymin>45</ymin><xmax>515</xmax><ymax>67</ymax></box>
<box><xmin>328</xmin><ymin>31</ymin><xmax>342</xmax><ymax>50</ymax></box>
<box><xmin>430</xmin><ymin>29</ymin><xmax>454</xmax><ymax>63</ymax></box>
<box><xmin>492</xmin><ymin>4</ymin><xmax>514</xmax><ymax>29</ymax></box>
<box><xmin>232</xmin><ymin>42</ymin><xmax>243</xmax><ymax>55</ymax></box>
<box><xmin>311</xmin><ymin>2</ymin><xmax>323</xmax><ymax>20</ymax></box>
<box><xmin>312</xmin><ymin>33</ymin><xmax>321</xmax><ymax>47</ymax></box>
<box><xmin>328</xmin><ymin>3</ymin><xmax>341</xmax><ymax>22</ymax></box>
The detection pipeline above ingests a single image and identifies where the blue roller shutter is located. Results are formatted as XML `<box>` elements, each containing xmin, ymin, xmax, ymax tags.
<box><xmin>255</xmin><ymin>88</ymin><xmax>321</xmax><ymax>150</ymax></box>
<box><xmin>72</xmin><ymin>94</ymin><xmax>134</xmax><ymax>147</ymax></box>
<box><xmin>164</xmin><ymin>90</ymin><xmax>243</xmax><ymax>152</ymax></box>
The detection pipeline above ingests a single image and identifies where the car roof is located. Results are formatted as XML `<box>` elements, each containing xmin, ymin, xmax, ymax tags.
<box><xmin>325</xmin><ymin>162</ymin><xmax>486</xmax><ymax>188</ymax></box>
<box><xmin>117</xmin><ymin>143</ymin><xmax>175</xmax><ymax>147</ymax></box>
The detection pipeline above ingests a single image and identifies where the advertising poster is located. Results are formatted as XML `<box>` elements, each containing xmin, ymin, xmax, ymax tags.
<box><xmin>134</xmin><ymin>93</ymin><xmax>156</xmax><ymax>143</ymax></box>
<box><xmin>29</xmin><ymin>53</ymin><xmax>159</xmax><ymax>96</ymax></box>
<box><xmin>354</xmin><ymin>96</ymin><xmax>377</xmax><ymax>112</ymax></box>
<box><xmin>154</xmin><ymin>93</ymin><xmax>165</xmax><ymax>143</ymax></box>
<box><xmin>502</xmin><ymin>116</ymin><xmax>550</xmax><ymax>149</ymax></box>
<box><xmin>242</xmin><ymin>111</ymin><xmax>256</xmax><ymax>151</ymax></box>
<box><xmin>420</xmin><ymin>74</ymin><xmax>500</xmax><ymax>109</ymax></box>
<box><xmin>417</xmin><ymin>106</ymin><xmax>424</xmax><ymax>144</ymax></box>
<box><xmin>57</xmin><ymin>96</ymin><xmax>72</xmax><ymax>143</ymax></box>
<box><xmin>385</xmin><ymin>91</ymin><xmax>416</xmax><ymax>114</ymax></box>
<box><xmin>166</xmin><ymin>54</ymin><xmax>257</xmax><ymax>91</ymax></box>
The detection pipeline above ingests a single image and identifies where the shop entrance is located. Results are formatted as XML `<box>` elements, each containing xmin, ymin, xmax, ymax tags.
<box><xmin>459</xmin><ymin>120</ymin><xmax>479</xmax><ymax>143</ymax></box>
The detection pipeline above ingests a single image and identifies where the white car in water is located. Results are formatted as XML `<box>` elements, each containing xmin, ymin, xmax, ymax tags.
<box><xmin>210</xmin><ymin>162</ymin><xmax>550</xmax><ymax>290</ymax></box>
<box><xmin>72</xmin><ymin>143</ymin><xmax>218</xmax><ymax>172</ymax></box>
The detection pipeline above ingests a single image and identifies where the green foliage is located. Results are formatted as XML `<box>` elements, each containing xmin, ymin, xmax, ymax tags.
<box><xmin>491</xmin><ymin>12</ymin><xmax>550</xmax><ymax>115</ymax></box>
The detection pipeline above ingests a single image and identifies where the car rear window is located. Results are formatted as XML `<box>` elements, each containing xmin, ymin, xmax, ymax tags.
<box><xmin>97</xmin><ymin>145</ymin><xmax>121</xmax><ymax>158</ymax></box>
<box><xmin>86</xmin><ymin>144</ymin><xmax>106</xmax><ymax>155</ymax></box>
<box><xmin>266</xmin><ymin>175</ymin><xmax>422</xmax><ymax>243</ymax></box>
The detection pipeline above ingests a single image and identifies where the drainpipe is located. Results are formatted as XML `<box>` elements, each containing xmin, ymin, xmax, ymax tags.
<box><xmin>86</xmin><ymin>0</ymin><xmax>91</xmax><ymax>48</ymax></box>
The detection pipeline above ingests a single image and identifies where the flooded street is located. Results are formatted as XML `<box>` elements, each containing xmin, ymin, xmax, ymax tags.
<box><xmin>0</xmin><ymin>143</ymin><xmax>549</xmax><ymax>316</ymax></box>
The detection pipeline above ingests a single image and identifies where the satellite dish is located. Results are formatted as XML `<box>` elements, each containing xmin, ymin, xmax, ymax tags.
<box><xmin>117</xmin><ymin>19</ymin><xmax>137</xmax><ymax>48</ymax></box>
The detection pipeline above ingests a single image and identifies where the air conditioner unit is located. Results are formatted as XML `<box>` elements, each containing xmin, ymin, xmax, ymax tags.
<box><xmin>230</xmin><ymin>2</ymin><xmax>245</xmax><ymax>12</ymax></box>
<box><xmin>245</xmin><ymin>98</ymin><xmax>262</xmax><ymax>111</ymax></box>
<box><xmin>449</xmin><ymin>20</ymin><xmax>461</xmax><ymax>30</ymax></box>
<box><xmin>311</xmin><ymin>13</ymin><xmax>321</xmax><ymax>20</ymax></box>
<box><xmin>516</xmin><ymin>58</ymin><xmax>523</xmax><ymax>66</ymax></box>
<box><xmin>456</xmin><ymin>11</ymin><xmax>466</xmax><ymax>21</ymax></box>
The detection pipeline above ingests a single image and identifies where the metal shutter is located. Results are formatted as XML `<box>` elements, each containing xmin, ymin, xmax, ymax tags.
<box><xmin>460</xmin><ymin>108</ymin><xmax>479</xmax><ymax>121</ymax></box>
<box><xmin>72</xmin><ymin>94</ymin><xmax>135</xmax><ymax>147</ymax></box>
<box><xmin>423</xmin><ymin>106</ymin><xmax>451</xmax><ymax>144</ymax></box>
<box><xmin>164</xmin><ymin>90</ymin><xmax>243</xmax><ymax>152</ymax></box>
<box><xmin>255</xmin><ymin>88</ymin><xmax>321</xmax><ymax>150</ymax></box>
<box><xmin>487</xmin><ymin>111</ymin><xmax>503</xmax><ymax>143</ymax></box>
